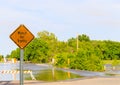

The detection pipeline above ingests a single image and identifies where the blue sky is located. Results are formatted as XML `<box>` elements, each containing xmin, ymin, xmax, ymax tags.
<box><xmin>0</xmin><ymin>0</ymin><xmax>120</xmax><ymax>56</ymax></box>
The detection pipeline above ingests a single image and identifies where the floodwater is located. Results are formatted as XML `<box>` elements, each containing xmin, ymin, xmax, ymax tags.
<box><xmin>25</xmin><ymin>68</ymin><xmax>82</xmax><ymax>81</ymax></box>
<box><xmin>1</xmin><ymin>63</ymin><xmax>118</xmax><ymax>81</ymax></box>
<box><xmin>0</xmin><ymin>63</ymin><xmax>19</xmax><ymax>81</ymax></box>
<box><xmin>0</xmin><ymin>63</ymin><xmax>82</xmax><ymax>81</ymax></box>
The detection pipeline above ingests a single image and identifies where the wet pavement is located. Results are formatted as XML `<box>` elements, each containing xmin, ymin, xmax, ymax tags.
<box><xmin>0</xmin><ymin>63</ymin><xmax>52</xmax><ymax>81</ymax></box>
<box><xmin>0</xmin><ymin>63</ymin><xmax>120</xmax><ymax>85</ymax></box>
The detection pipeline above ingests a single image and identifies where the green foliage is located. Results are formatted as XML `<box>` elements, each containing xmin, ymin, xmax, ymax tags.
<box><xmin>55</xmin><ymin>53</ymin><xmax>68</xmax><ymax>68</ymax></box>
<box><xmin>112</xmin><ymin>59</ymin><xmax>120</xmax><ymax>66</ymax></box>
<box><xmin>78</xmin><ymin>34</ymin><xmax>90</xmax><ymax>41</ymax></box>
<box><xmin>25</xmin><ymin>38</ymin><xmax>49</xmax><ymax>63</ymax></box>
<box><xmin>103</xmin><ymin>60</ymin><xmax>120</xmax><ymax>66</ymax></box>
<box><xmin>8</xmin><ymin>31</ymin><xmax>120</xmax><ymax>71</ymax></box>
<box><xmin>9</xmin><ymin>48</ymin><xmax>20</xmax><ymax>60</ymax></box>
<box><xmin>68</xmin><ymin>48</ymin><xmax>103</xmax><ymax>71</ymax></box>
<box><xmin>37</xmin><ymin>31</ymin><xmax>58</xmax><ymax>61</ymax></box>
<box><xmin>0</xmin><ymin>55</ymin><xmax>3</xmax><ymax>62</ymax></box>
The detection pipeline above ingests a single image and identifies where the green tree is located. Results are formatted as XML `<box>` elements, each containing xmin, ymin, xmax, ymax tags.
<box><xmin>25</xmin><ymin>38</ymin><xmax>49</xmax><ymax>63</ymax></box>
<box><xmin>37</xmin><ymin>31</ymin><xmax>58</xmax><ymax>62</ymax></box>
<box><xmin>8</xmin><ymin>31</ymin><xmax>120</xmax><ymax>71</ymax></box>
<box><xmin>0</xmin><ymin>55</ymin><xmax>3</xmax><ymax>62</ymax></box>
<box><xmin>9</xmin><ymin>48</ymin><xmax>20</xmax><ymax>60</ymax></box>
<box><xmin>78</xmin><ymin>34</ymin><xmax>90</xmax><ymax>41</ymax></box>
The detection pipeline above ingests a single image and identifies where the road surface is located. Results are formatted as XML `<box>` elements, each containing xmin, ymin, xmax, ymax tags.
<box><xmin>1</xmin><ymin>77</ymin><xmax>120</xmax><ymax>85</ymax></box>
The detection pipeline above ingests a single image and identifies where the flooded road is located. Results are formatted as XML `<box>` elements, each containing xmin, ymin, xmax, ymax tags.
<box><xmin>0</xmin><ymin>63</ymin><xmax>118</xmax><ymax>81</ymax></box>
<box><xmin>0</xmin><ymin>63</ymin><xmax>83</xmax><ymax>81</ymax></box>
<box><xmin>0</xmin><ymin>63</ymin><xmax>51</xmax><ymax>81</ymax></box>
<box><xmin>0</xmin><ymin>63</ymin><xmax>19</xmax><ymax>81</ymax></box>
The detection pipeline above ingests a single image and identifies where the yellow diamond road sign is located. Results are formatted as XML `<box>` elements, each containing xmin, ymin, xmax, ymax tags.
<box><xmin>10</xmin><ymin>25</ymin><xmax>34</xmax><ymax>49</ymax></box>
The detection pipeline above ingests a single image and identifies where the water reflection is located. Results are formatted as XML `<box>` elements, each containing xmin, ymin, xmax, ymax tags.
<box><xmin>0</xmin><ymin>63</ymin><xmax>81</xmax><ymax>81</ymax></box>
<box><xmin>1</xmin><ymin>63</ymin><xmax>102</xmax><ymax>81</ymax></box>
<box><xmin>25</xmin><ymin>68</ymin><xmax>82</xmax><ymax>82</ymax></box>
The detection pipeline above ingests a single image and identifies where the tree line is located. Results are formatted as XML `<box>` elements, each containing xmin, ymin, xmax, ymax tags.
<box><xmin>7</xmin><ymin>31</ymin><xmax>120</xmax><ymax>71</ymax></box>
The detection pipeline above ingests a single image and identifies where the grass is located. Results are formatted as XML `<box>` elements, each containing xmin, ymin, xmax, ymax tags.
<box><xmin>102</xmin><ymin>60</ymin><xmax>120</xmax><ymax>65</ymax></box>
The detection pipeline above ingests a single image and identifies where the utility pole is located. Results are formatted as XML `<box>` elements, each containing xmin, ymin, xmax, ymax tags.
<box><xmin>77</xmin><ymin>33</ymin><xmax>79</xmax><ymax>51</ymax></box>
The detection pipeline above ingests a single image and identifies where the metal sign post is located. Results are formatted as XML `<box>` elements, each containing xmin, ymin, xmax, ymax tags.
<box><xmin>10</xmin><ymin>24</ymin><xmax>34</xmax><ymax>85</ymax></box>
<box><xmin>20</xmin><ymin>49</ymin><xmax>24</xmax><ymax>85</ymax></box>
